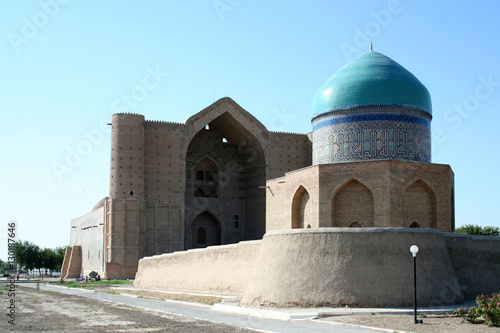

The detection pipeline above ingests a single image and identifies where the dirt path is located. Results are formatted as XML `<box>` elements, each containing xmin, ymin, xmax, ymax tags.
<box><xmin>3</xmin><ymin>283</ymin><xmax>500</xmax><ymax>333</ymax></box>
<box><xmin>2</xmin><ymin>286</ymin><xmax>255</xmax><ymax>333</ymax></box>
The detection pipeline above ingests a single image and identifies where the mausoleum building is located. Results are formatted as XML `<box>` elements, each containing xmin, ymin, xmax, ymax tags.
<box><xmin>64</xmin><ymin>50</ymin><xmax>481</xmax><ymax>308</ymax></box>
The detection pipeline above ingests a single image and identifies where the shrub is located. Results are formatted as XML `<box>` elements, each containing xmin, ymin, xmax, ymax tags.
<box><xmin>466</xmin><ymin>292</ymin><xmax>500</xmax><ymax>327</ymax></box>
<box><xmin>454</xmin><ymin>307</ymin><xmax>467</xmax><ymax>317</ymax></box>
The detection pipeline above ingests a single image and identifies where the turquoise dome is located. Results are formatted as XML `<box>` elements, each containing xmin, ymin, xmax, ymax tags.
<box><xmin>312</xmin><ymin>52</ymin><xmax>432</xmax><ymax>118</ymax></box>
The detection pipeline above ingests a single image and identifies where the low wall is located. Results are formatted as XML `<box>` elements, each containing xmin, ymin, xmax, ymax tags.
<box><xmin>133</xmin><ymin>228</ymin><xmax>500</xmax><ymax>308</ymax></box>
<box><xmin>134</xmin><ymin>240</ymin><xmax>261</xmax><ymax>295</ymax></box>
<box><xmin>444</xmin><ymin>233</ymin><xmax>500</xmax><ymax>299</ymax></box>
<box><xmin>105</xmin><ymin>262</ymin><xmax>138</xmax><ymax>280</ymax></box>
<box><xmin>241</xmin><ymin>228</ymin><xmax>464</xmax><ymax>308</ymax></box>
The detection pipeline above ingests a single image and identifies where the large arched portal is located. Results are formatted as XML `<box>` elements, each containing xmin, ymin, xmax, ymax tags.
<box><xmin>191</xmin><ymin>212</ymin><xmax>221</xmax><ymax>248</ymax></box>
<box><xmin>185</xmin><ymin>112</ymin><xmax>266</xmax><ymax>248</ymax></box>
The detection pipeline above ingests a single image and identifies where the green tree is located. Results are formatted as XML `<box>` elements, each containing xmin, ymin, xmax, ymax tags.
<box><xmin>40</xmin><ymin>248</ymin><xmax>57</xmax><ymax>274</ymax></box>
<box><xmin>54</xmin><ymin>246</ymin><xmax>67</xmax><ymax>271</ymax></box>
<box><xmin>456</xmin><ymin>224</ymin><xmax>499</xmax><ymax>236</ymax></box>
<box><xmin>14</xmin><ymin>240</ymin><xmax>40</xmax><ymax>272</ymax></box>
<box><xmin>482</xmin><ymin>226</ymin><xmax>500</xmax><ymax>236</ymax></box>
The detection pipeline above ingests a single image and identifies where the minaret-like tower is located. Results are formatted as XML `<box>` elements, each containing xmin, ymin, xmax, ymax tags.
<box><xmin>110</xmin><ymin>113</ymin><xmax>146</xmax><ymax>198</ymax></box>
<box><xmin>106</xmin><ymin>113</ymin><xmax>146</xmax><ymax>278</ymax></box>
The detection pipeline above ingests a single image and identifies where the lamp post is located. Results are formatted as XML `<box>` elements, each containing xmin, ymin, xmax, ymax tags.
<box><xmin>410</xmin><ymin>245</ymin><xmax>422</xmax><ymax>324</ymax></box>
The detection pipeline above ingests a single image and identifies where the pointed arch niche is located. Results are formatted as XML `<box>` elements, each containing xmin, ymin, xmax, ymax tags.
<box><xmin>402</xmin><ymin>180</ymin><xmax>437</xmax><ymax>229</ymax></box>
<box><xmin>332</xmin><ymin>180</ymin><xmax>374</xmax><ymax>227</ymax></box>
<box><xmin>291</xmin><ymin>186</ymin><xmax>312</xmax><ymax>229</ymax></box>
<box><xmin>191</xmin><ymin>211</ymin><xmax>221</xmax><ymax>248</ymax></box>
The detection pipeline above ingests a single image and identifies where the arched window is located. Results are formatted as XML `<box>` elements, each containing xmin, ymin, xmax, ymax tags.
<box><xmin>349</xmin><ymin>221</ymin><xmax>362</xmax><ymax>228</ymax></box>
<box><xmin>197</xmin><ymin>227</ymin><xmax>207</xmax><ymax>244</ymax></box>
<box><xmin>194</xmin><ymin>158</ymin><xmax>218</xmax><ymax>198</ymax></box>
<box><xmin>409</xmin><ymin>221</ymin><xmax>421</xmax><ymax>228</ymax></box>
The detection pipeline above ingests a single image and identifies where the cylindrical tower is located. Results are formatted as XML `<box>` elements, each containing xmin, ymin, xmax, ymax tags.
<box><xmin>311</xmin><ymin>51</ymin><xmax>432</xmax><ymax>164</ymax></box>
<box><xmin>110</xmin><ymin>113</ymin><xmax>146</xmax><ymax>199</ymax></box>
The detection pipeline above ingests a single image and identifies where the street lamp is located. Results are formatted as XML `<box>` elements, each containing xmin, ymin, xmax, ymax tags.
<box><xmin>410</xmin><ymin>245</ymin><xmax>422</xmax><ymax>324</ymax></box>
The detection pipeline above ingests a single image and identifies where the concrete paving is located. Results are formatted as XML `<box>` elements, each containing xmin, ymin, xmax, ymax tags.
<box><xmin>20</xmin><ymin>283</ymin><xmax>391</xmax><ymax>333</ymax></box>
<box><xmin>19</xmin><ymin>282</ymin><xmax>475</xmax><ymax>333</ymax></box>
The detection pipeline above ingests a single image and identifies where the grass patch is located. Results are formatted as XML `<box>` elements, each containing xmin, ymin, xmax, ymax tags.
<box><xmin>74</xmin><ymin>306</ymin><xmax>104</xmax><ymax>312</ymax></box>
<box><xmin>137</xmin><ymin>295</ymin><xmax>163</xmax><ymax>300</ymax></box>
<box><xmin>124</xmin><ymin>290</ymin><xmax>223</xmax><ymax>305</ymax></box>
<box><xmin>117</xmin><ymin>304</ymin><xmax>134</xmax><ymax>309</ymax></box>
<box><xmin>56</xmin><ymin>279</ymin><xmax>132</xmax><ymax>289</ymax></box>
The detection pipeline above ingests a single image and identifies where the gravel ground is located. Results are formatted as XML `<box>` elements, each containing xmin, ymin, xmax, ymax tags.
<box><xmin>3</xmin><ymin>284</ymin><xmax>500</xmax><ymax>333</ymax></box>
<box><xmin>322</xmin><ymin>313</ymin><xmax>500</xmax><ymax>333</ymax></box>
<box><xmin>2</xmin><ymin>286</ymin><xmax>255</xmax><ymax>333</ymax></box>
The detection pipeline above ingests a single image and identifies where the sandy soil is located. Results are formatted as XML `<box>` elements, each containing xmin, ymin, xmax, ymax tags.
<box><xmin>322</xmin><ymin>313</ymin><xmax>500</xmax><ymax>333</ymax></box>
<box><xmin>2</xmin><ymin>285</ymin><xmax>254</xmax><ymax>333</ymax></box>
<box><xmin>3</xmin><ymin>284</ymin><xmax>500</xmax><ymax>333</ymax></box>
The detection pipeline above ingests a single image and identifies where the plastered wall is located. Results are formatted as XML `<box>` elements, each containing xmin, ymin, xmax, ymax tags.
<box><xmin>134</xmin><ymin>228</ymin><xmax>500</xmax><ymax>308</ymax></box>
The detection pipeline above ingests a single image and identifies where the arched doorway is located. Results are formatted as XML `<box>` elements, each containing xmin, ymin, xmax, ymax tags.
<box><xmin>291</xmin><ymin>186</ymin><xmax>312</xmax><ymax>229</ymax></box>
<box><xmin>191</xmin><ymin>212</ymin><xmax>221</xmax><ymax>248</ymax></box>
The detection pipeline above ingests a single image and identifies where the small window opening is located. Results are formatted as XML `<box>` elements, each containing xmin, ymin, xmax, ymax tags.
<box><xmin>197</xmin><ymin>227</ymin><xmax>207</xmax><ymax>244</ymax></box>
<box><xmin>235</xmin><ymin>221</ymin><xmax>239</xmax><ymax>228</ymax></box>
<box><xmin>206</xmin><ymin>171</ymin><xmax>213</xmax><ymax>181</ymax></box>
<box><xmin>205</xmin><ymin>124</ymin><xmax>210</xmax><ymax>130</ymax></box>
<box><xmin>194</xmin><ymin>158</ymin><xmax>218</xmax><ymax>198</ymax></box>
<box><xmin>222</xmin><ymin>137</ymin><xmax>227</xmax><ymax>143</ymax></box>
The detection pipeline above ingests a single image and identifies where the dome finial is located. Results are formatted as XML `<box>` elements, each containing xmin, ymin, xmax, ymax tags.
<box><xmin>369</xmin><ymin>41</ymin><xmax>373</xmax><ymax>52</ymax></box>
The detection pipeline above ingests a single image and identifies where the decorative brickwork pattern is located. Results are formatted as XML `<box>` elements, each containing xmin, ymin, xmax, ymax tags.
<box><xmin>312</xmin><ymin>106</ymin><xmax>431</xmax><ymax>164</ymax></box>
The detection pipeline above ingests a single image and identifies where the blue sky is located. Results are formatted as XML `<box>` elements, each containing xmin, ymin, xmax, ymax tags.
<box><xmin>1</xmin><ymin>0</ymin><xmax>499</xmax><ymax>259</ymax></box>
